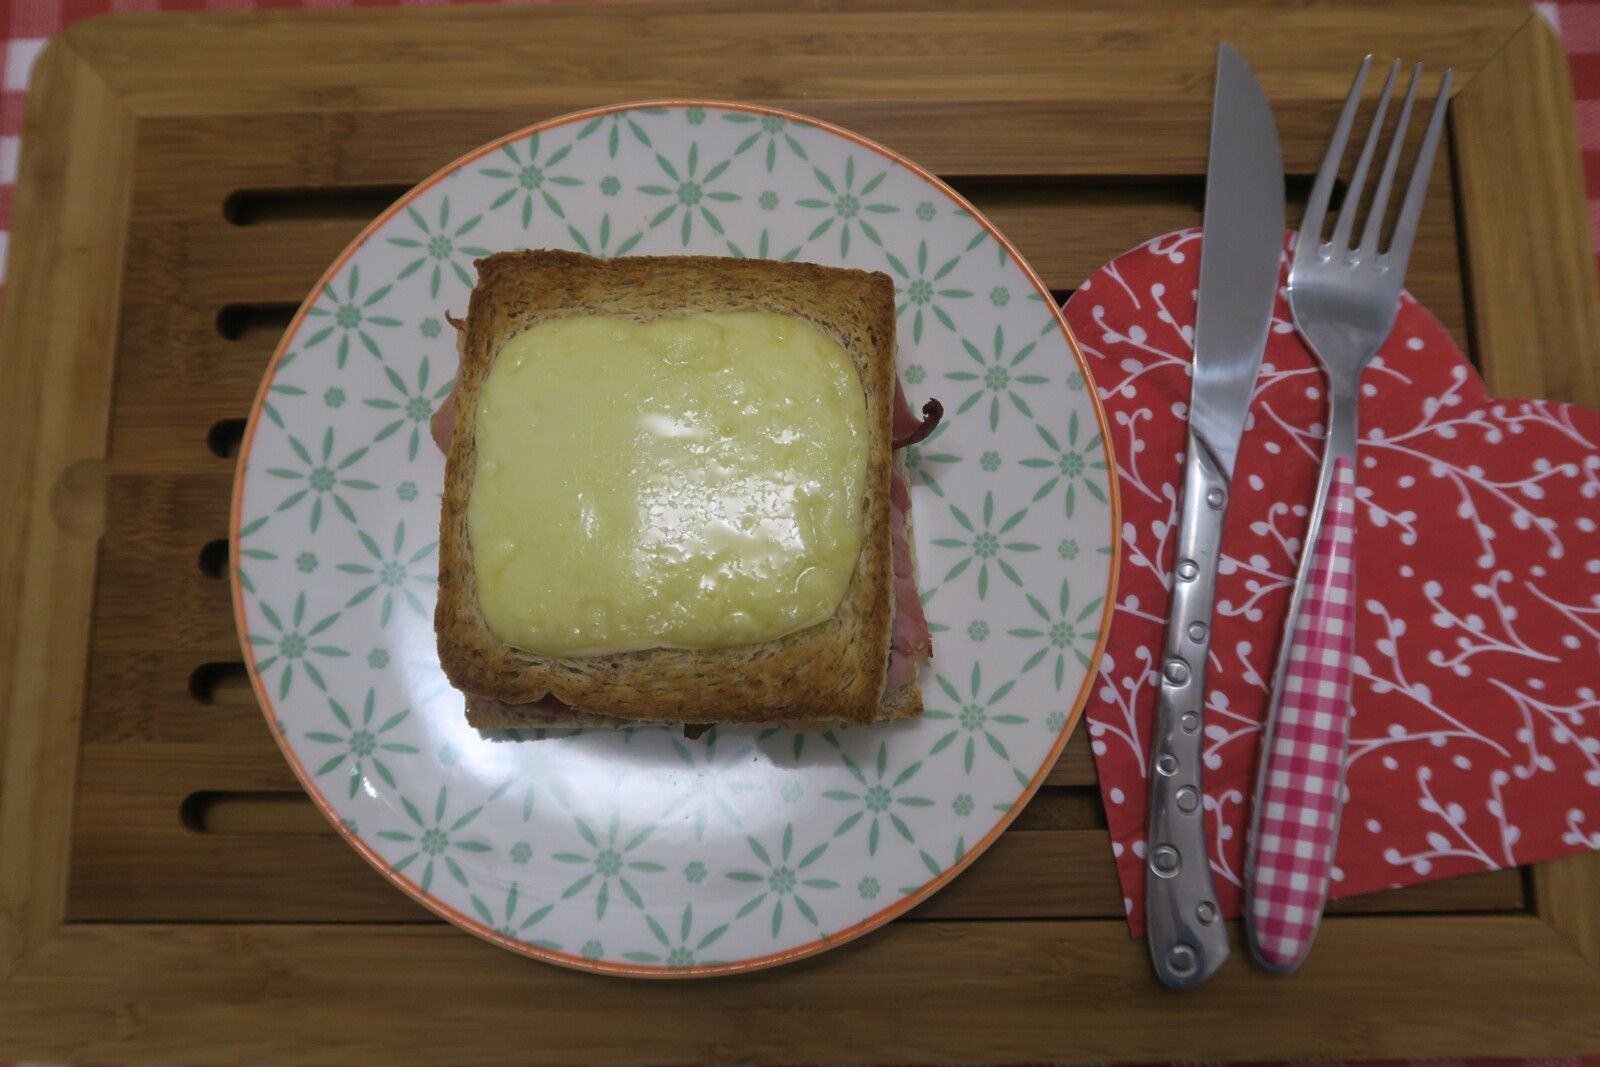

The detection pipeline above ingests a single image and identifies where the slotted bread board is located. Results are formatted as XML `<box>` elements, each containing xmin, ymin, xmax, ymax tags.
<box><xmin>1</xmin><ymin>1</ymin><xmax>1598</xmax><ymax>1061</ymax></box>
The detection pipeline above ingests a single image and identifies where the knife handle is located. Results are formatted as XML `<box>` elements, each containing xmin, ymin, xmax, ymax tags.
<box><xmin>1146</xmin><ymin>427</ymin><xmax>1231</xmax><ymax>990</ymax></box>
<box><xmin>1245</xmin><ymin>456</ymin><xmax>1357</xmax><ymax>971</ymax></box>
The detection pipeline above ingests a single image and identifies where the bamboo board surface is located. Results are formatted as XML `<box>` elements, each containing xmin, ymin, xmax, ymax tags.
<box><xmin>2</xmin><ymin>1</ymin><xmax>1598</xmax><ymax>1061</ymax></box>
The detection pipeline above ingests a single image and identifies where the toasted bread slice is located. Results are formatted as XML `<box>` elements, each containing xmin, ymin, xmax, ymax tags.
<box><xmin>461</xmin><ymin>693</ymin><xmax>843</xmax><ymax>733</ymax></box>
<box><xmin>436</xmin><ymin>250</ymin><xmax>907</xmax><ymax>726</ymax></box>
<box><xmin>462</xmin><ymin>682</ymin><xmax>922</xmax><ymax>732</ymax></box>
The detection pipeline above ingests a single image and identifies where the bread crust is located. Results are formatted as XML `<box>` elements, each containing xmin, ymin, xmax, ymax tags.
<box><xmin>436</xmin><ymin>251</ymin><xmax>902</xmax><ymax>726</ymax></box>
<box><xmin>462</xmin><ymin>693</ymin><xmax>919</xmax><ymax>733</ymax></box>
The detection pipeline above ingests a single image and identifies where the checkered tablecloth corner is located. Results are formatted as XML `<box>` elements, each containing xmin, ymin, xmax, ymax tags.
<box><xmin>1544</xmin><ymin>3</ymin><xmax>1600</xmax><ymax>244</ymax></box>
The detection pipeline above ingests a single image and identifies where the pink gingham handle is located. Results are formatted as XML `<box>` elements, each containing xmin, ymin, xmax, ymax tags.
<box><xmin>1246</xmin><ymin>457</ymin><xmax>1358</xmax><ymax>970</ymax></box>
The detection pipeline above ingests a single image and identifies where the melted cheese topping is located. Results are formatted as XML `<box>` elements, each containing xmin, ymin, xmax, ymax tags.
<box><xmin>469</xmin><ymin>311</ymin><xmax>868</xmax><ymax>656</ymax></box>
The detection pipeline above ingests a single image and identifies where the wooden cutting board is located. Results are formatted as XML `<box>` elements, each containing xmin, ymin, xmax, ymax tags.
<box><xmin>2</xmin><ymin>0</ymin><xmax>1597</xmax><ymax>1061</ymax></box>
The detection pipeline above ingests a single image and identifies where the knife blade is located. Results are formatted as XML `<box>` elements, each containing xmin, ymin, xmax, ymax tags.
<box><xmin>1145</xmin><ymin>41</ymin><xmax>1284</xmax><ymax>990</ymax></box>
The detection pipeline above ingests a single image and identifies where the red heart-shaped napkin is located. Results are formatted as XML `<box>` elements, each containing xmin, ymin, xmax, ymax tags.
<box><xmin>1065</xmin><ymin>229</ymin><xmax>1600</xmax><ymax>932</ymax></box>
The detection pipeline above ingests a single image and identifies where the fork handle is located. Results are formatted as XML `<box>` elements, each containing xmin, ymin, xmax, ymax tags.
<box><xmin>1245</xmin><ymin>395</ymin><xmax>1359</xmax><ymax>972</ymax></box>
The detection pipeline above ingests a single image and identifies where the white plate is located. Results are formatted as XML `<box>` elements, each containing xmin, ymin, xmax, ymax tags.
<box><xmin>231</xmin><ymin>102</ymin><xmax>1119</xmax><ymax>975</ymax></box>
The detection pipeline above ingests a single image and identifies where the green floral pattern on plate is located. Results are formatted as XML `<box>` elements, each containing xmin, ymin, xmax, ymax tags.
<box><xmin>264</xmin><ymin>428</ymin><xmax>377</xmax><ymax>533</ymax></box>
<box><xmin>232</xmin><ymin>103</ymin><xmax>1116</xmax><ymax>976</ymax></box>
<box><xmin>376</xmin><ymin>786</ymin><xmax>493</xmax><ymax>893</ymax></box>
<box><xmin>637</xmin><ymin>143</ymin><xmax>741</xmax><ymax>246</ymax></box>
<box><xmin>480</xmin><ymin>132</ymin><xmax>584</xmax><ymax>229</ymax></box>
<box><xmin>302</xmin><ymin>268</ymin><xmax>401</xmax><ymax>369</ymax></box>
<box><xmin>387</xmin><ymin>199</ymin><xmax>493</xmax><ymax>299</ymax></box>
<box><xmin>306</xmin><ymin>687</ymin><xmax>418</xmax><ymax>798</ymax></box>
<box><xmin>796</xmin><ymin>155</ymin><xmax>897</xmax><ymax>259</ymax></box>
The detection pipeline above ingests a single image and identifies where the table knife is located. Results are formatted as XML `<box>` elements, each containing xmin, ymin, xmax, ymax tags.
<box><xmin>1145</xmin><ymin>41</ymin><xmax>1284</xmax><ymax>990</ymax></box>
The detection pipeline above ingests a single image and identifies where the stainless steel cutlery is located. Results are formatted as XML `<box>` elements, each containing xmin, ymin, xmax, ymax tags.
<box><xmin>1145</xmin><ymin>41</ymin><xmax>1284</xmax><ymax>990</ymax></box>
<box><xmin>1145</xmin><ymin>46</ymin><xmax>1450</xmax><ymax>987</ymax></box>
<box><xmin>1243</xmin><ymin>55</ymin><xmax>1453</xmax><ymax>973</ymax></box>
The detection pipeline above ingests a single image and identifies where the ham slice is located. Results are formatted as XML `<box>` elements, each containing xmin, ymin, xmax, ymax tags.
<box><xmin>887</xmin><ymin>466</ymin><xmax>932</xmax><ymax>690</ymax></box>
<box><xmin>891</xmin><ymin>378</ymin><xmax>943</xmax><ymax>449</ymax></box>
<box><xmin>886</xmin><ymin>378</ymin><xmax>935</xmax><ymax>686</ymax></box>
<box><xmin>429</xmin><ymin>391</ymin><xmax>456</xmax><ymax>455</ymax></box>
<box><xmin>428</xmin><ymin>321</ymin><xmax>465</xmax><ymax>453</ymax></box>
<box><xmin>893</xmin><ymin>378</ymin><xmax>923</xmax><ymax>442</ymax></box>
<box><xmin>433</xmin><ymin>363</ymin><xmax>935</xmax><ymax>715</ymax></box>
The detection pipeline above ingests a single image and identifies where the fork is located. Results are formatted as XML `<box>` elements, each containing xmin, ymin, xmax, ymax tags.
<box><xmin>1243</xmin><ymin>55</ymin><xmax>1452</xmax><ymax>972</ymax></box>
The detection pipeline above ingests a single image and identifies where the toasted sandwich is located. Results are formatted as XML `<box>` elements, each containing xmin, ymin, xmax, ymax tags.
<box><xmin>432</xmin><ymin>250</ymin><xmax>936</xmax><ymax>729</ymax></box>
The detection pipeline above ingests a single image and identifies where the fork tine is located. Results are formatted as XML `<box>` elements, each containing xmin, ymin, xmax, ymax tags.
<box><xmin>1359</xmin><ymin>62</ymin><xmax>1423</xmax><ymax>255</ymax></box>
<box><xmin>1329</xmin><ymin>58</ymin><xmax>1401</xmax><ymax>251</ymax></box>
<box><xmin>1387</xmin><ymin>68</ymin><xmax>1453</xmax><ymax>274</ymax></box>
<box><xmin>1296</xmin><ymin>55</ymin><xmax>1372</xmax><ymax>263</ymax></box>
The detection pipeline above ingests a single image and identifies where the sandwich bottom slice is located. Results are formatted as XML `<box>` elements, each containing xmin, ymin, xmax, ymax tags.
<box><xmin>431</xmin><ymin>250</ymin><xmax>936</xmax><ymax>731</ymax></box>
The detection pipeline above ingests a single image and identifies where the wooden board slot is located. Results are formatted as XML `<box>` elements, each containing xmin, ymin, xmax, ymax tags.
<box><xmin>64</xmin><ymin>764</ymin><xmax>1524</xmax><ymax>924</ymax></box>
<box><xmin>950</xmin><ymin>172</ymin><xmax>1341</xmax><ymax>217</ymax></box>
<box><xmin>188</xmin><ymin>661</ymin><xmax>252</xmax><ymax>706</ymax></box>
<box><xmin>216</xmin><ymin>302</ymin><xmax>298</xmax><ymax>342</ymax></box>
<box><xmin>198</xmin><ymin>539</ymin><xmax>228</xmax><ymax>579</ymax></box>
<box><xmin>224</xmin><ymin>185</ymin><xmax>411</xmax><ymax>226</ymax></box>
<box><xmin>181</xmin><ymin>790</ymin><xmax>331</xmax><ymax>835</ymax></box>
<box><xmin>1008</xmin><ymin>785</ymin><xmax>1108</xmax><ymax>831</ymax></box>
<box><xmin>206</xmin><ymin>418</ymin><xmax>246</xmax><ymax>459</ymax></box>
<box><xmin>171</xmin><ymin>785</ymin><xmax>1104</xmax><ymax>839</ymax></box>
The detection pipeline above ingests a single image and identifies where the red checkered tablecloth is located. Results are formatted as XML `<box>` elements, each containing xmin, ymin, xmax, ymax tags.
<box><xmin>0</xmin><ymin>0</ymin><xmax>1597</xmax><ymax>1062</ymax></box>
<box><xmin>1549</xmin><ymin>1</ymin><xmax>1600</xmax><ymax>238</ymax></box>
